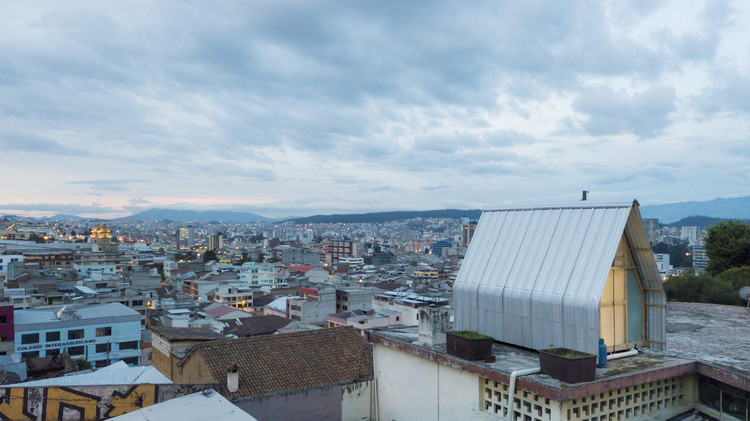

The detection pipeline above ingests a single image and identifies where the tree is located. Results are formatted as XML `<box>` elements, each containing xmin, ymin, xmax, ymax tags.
<box><xmin>74</xmin><ymin>358</ymin><xmax>91</xmax><ymax>371</ymax></box>
<box><xmin>652</xmin><ymin>241</ymin><xmax>692</xmax><ymax>268</ymax></box>
<box><xmin>704</xmin><ymin>220</ymin><xmax>750</xmax><ymax>275</ymax></box>
<box><xmin>203</xmin><ymin>250</ymin><xmax>217</xmax><ymax>262</ymax></box>
<box><xmin>255</xmin><ymin>251</ymin><xmax>265</xmax><ymax>263</ymax></box>
<box><xmin>717</xmin><ymin>265</ymin><xmax>750</xmax><ymax>297</ymax></box>
<box><xmin>664</xmin><ymin>269</ymin><xmax>741</xmax><ymax>306</ymax></box>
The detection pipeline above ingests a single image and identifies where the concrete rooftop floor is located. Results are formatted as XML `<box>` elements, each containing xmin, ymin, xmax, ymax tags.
<box><xmin>372</xmin><ymin>301</ymin><xmax>750</xmax><ymax>392</ymax></box>
<box><xmin>664</xmin><ymin>301</ymin><xmax>750</xmax><ymax>378</ymax></box>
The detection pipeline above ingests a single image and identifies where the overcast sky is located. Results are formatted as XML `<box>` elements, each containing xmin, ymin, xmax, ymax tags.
<box><xmin>1</xmin><ymin>1</ymin><xmax>749</xmax><ymax>218</ymax></box>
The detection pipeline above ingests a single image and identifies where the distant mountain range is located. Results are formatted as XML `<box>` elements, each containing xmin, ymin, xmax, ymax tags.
<box><xmin>640</xmin><ymin>196</ymin><xmax>750</xmax><ymax>223</ymax></box>
<box><xmin>659</xmin><ymin>215</ymin><xmax>745</xmax><ymax>229</ymax></box>
<box><xmin>117</xmin><ymin>209</ymin><xmax>273</xmax><ymax>223</ymax></box>
<box><xmin>286</xmin><ymin>209</ymin><xmax>482</xmax><ymax>224</ymax></box>
<box><xmin>47</xmin><ymin>214</ymin><xmax>85</xmax><ymax>220</ymax></box>
<box><xmin>10</xmin><ymin>195</ymin><xmax>750</xmax><ymax>224</ymax></box>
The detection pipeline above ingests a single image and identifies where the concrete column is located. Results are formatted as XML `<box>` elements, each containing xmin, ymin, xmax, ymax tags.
<box><xmin>418</xmin><ymin>306</ymin><xmax>449</xmax><ymax>346</ymax></box>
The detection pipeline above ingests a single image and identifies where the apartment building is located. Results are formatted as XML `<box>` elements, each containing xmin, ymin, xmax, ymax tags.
<box><xmin>14</xmin><ymin>302</ymin><xmax>142</xmax><ymax>368</ymax></box>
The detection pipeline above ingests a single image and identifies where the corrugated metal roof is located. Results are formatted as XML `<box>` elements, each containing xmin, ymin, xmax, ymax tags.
<box><xmin>454</xmin><ymin>201</ymin><xmax>666</xmax><ymax>355</ymax></box>
<box><xmin>4</xmin><ymin>361</ymin><xmax>172</xmax><ymax>387</ymax></box>
<box><xmin>110</xmin><ymin>390</ymin><xmax>257</xmax><ymax>421</ymax></box>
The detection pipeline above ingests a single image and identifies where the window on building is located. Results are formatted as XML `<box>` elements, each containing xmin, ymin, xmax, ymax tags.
<box><xmin>94</xmin><ymin>359</ymin><xmax>111</xmax><ymax>369</ymax></box>
<box><xmin>699</xmin><ymin>375</ymin><xmax>749</xmax><ymax>420</ymax></box>
<box><xmin>46</xmin><ymin>331</ymin><xmax>61</xmax><ymax>342</ymax></box>
<box><xmin>396</xmin><ymin>316</ymin><xmax>400</xmax><ymax>322</ymax></box>
<box><xmin>121</xmin><ymin>357</ymin><xmax>139</xmax><ymax>365</ymax></box>
<box><xmin>119</xmin><ymin>341</ymin><xmax>138</xmax><ymax>350</ymax></box>
<box><xmin>132</xmin><ymin>300</ymin><xmax>144</xmax><ymax>306</ymax></box>
<box><xmin>68</xmin><ymin>346</ymin><xmax>84</xmax><ymax>356</ymax></box>
<box><xmin>21</xmin><ymin>333</ymin><xmax>39</xmax><ymax>344</ymax></box>
<box><xmin>47</xmin><ymin>348</ymin><xmax>60</xmax><ymax>356</ymax></box>
<box><xmin>96</xmin><ymin>343</ymin><xmax>111</xmax><ymax>353</ymax></box>
<box><xmin>0</xmin><ymin>315</ymin><xmax>6</xmax><ymax>324</ymax></box>
<box><xmin>21</xmin><ymin>351</ymin><xmax>39</xmax><ymax>359</ymax></box>
<box><xmin>68</xmin><ymin>329</ymin><xmax>84</xmax><ymax>340</ymax></box>
<box><xmin>96</xmin><ymin>327</ymin><xmax>112</xmax><ymax>337</ymax></box>
<box><xmin>0</xmin><ymin>334</ymin><xmax>6</xmax><ymax>342</ymax></box>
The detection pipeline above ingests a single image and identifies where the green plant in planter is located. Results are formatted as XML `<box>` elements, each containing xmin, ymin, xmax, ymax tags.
<box><xmin>451</xmin><ymin>330</ymin><xmax>490</xmax><ymax>339</ymax></box>
<box><xmin>545</xmin><ymin>348</ymin><xmax>590</xmax><ymax>359</ymax></box>
<box><xmin>446</xmin><ymin>330</ymin><xmax>494</xmax><ymax>360</ymax></box>
<box><xmin>539</xmin><ymin>347</ymin><xmax>597</xmax><ymax>383</ymax></box>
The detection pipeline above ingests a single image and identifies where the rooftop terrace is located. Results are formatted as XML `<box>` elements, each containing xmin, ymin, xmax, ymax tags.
<box><xmin>370</xmin><ymin>301</ymin><xmax>750</xmax><ymax>401</ymax></box>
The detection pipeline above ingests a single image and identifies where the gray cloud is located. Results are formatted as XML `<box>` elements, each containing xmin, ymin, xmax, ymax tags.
<box><xmin>0</xmin><ymin>203</ymin><xmax>119</xmax><ymax>213</ymax></box>
<box><xmin>694</xmin><ymin>71</ymin><xmax>750</xmax><ymax>116</ymax></box>
<box><xmin>571</xmin><ymin>85</ymin><xmax>676</xmax><ymax>138</ymax></box>
<box><xmin>0</xmin><ymin>1</ymin><xmax>748</xmax><ymax>215</ymax></box>
<box><xmin>68</xmin><ymin>179</ymin><xmax>151</xmax><ymax>192</ymax></box>
<box><xmin>0</xmin><ymin>129</ymin><xmax>85</xmax><ymax>155</ymax></box>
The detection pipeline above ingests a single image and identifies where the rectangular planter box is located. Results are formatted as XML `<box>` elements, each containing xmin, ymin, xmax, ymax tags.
<box><xmin>446</xmin><ymin>332</ymin><xmax>493</xmax><ymax>360</ymax></box>
<box><xmin>539</xmin><ymin>348</ymin><xmax>597</xmax><ymax>383</ymax></box>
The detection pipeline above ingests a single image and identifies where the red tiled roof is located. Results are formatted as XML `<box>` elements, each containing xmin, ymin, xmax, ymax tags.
<box><xmin>204</xmin><ymin>304</ymin><xmax>240</xmax><ymax>318</ymax></box>
<box><xmin>285</xmin><ymin>265</ymin><xmax>314</xmax><ymax>273</ymax></box>
<box><xmin>179</xmin><ymin>326</ymin><xmax>372</xmax><ymax>398</ymax></box>
<box><xmin>223</xmin><ymin>315</ymin><xmax>293</xmax><ymax>337</ymax></box>
<box><xmin>150</xmin><ymin>327</ymin><xmax>224</xmax><ymax>342</ymax></box>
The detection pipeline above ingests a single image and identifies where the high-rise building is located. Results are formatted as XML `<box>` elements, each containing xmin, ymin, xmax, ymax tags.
<box><xmin>207</xmin><ymin>234</ymin><xmax>222</xmax><ymax>251</ymax></box>
<box><xmin>432</xmin><ymin>240</ymin><xmax>452</xmax><ymax>257</ymax></box>
<box><xmin>178</xmin><ymin>226</ymin><xmax>195</xmax><ymax>249</ymax></box>
<box><xmin>642</xmin><ymin>218</ymin><xmax>659</xmax><ymax>244</ymax></box>
<box><xmin>680</xmin><ymin>226</ymin><xmax>700</xmax><ymax>245</ymax></box>
<box><xmin>462</xmin><ymin>222</ymin><xmax>477</xmax><ymax>249</ymax></box>
<box><xmin>692</xmin><ymin>246</ymin><xmax>709</xmax><ymax>272</ymax></box>
<box><xmin>322</xmin><ymin>240</ymin><xmax>356</xmax><ymax>263</ymax></box>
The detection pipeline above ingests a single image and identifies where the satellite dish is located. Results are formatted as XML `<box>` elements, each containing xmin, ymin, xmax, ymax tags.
<box><xmin>741</xmin><ymin>286</ymin><xmax>750</xmax><ymax>301</ymax></box>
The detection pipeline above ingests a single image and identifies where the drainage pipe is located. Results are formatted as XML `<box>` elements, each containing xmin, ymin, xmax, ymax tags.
<box><xmin>506</xmin><ymin>367</ymin><xmax>540</xmax><ymax>421</ymax></box>
<box><xmin>606</xmin><ymin>348</ymin><xmax>638</xmax><ymax>361</ymax></box>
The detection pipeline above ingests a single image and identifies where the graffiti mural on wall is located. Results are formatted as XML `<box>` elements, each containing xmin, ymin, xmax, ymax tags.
<box><xmin>0</xmin><ymin>383</ymin><xmax>213</xmax><ymax>421</ymax></box>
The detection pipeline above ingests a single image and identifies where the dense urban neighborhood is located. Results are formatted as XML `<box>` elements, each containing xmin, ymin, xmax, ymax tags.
<box><xmin>0</xmin><ymin>203</ymin><xmax>748</xmax><ymax>420</ymax></box>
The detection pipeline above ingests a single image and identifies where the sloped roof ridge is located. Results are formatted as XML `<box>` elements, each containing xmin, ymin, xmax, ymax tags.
<box><xmin>484</xmin><ymin>200</ymin><xmax>635</xmax><ymax>212</ymax></box>
<box><xmin>188</xmin><ymin>325</ymin><xmax>346</xmax><ymax>352</ymax></box>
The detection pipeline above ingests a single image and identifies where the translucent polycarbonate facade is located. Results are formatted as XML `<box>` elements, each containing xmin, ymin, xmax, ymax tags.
<box><xmin>453</xmin><ymin>201</ymin><xmax>666</xmax><ymax>355</ymax></box>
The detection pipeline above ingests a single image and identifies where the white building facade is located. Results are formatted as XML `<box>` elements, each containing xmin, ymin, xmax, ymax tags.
<box><xmin>238</xmin><ymin>263</ymin><xmax>275</xmax><ymax>287</ymax></box>
<box><xmin>14</xmin><ymin>303</ymin><xmax>141</xmax><ymax>368</ymax></box>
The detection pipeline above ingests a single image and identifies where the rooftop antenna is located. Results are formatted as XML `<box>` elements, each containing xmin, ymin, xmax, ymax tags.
<box><xmin>740</xmin><ymin>286</ymin><xmax>750</xmax><ymax>315</ymax></box>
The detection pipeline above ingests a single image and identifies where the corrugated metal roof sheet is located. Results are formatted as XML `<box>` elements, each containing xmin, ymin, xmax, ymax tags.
<box><xmin>4</xmin><ymin>361</ymin><xmax>172</xmax><ymax>387</ymax></box>
<box><xmin>110</xmin><ymin>390</ymin><xmax>256</xmax><ymax>421</ymax></box>
<box><xmin>454</xmin><ymin>201</ymin><xmax>666</xmax><ymax>355</ymax></box>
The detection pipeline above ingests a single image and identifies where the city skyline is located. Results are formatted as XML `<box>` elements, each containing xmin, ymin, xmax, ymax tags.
<box><xmin>2</xmin><ymin>1</ymin><xmax>749</xmax><ymax>219</ymax></box>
